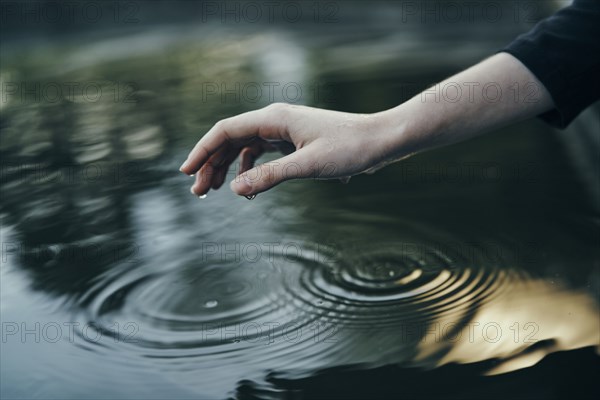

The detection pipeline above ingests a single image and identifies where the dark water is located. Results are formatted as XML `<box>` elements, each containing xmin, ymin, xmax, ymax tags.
<box><xmin>1</xmin><ymin>8</ymin><xmax>600</xmax><ymax>400</ymax></box>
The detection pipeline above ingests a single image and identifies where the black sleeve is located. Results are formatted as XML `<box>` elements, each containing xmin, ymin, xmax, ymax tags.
<box><xmin>501</xmin><ymin>0</ymin><xmax>600</xmax><ymax>128</ymax></box>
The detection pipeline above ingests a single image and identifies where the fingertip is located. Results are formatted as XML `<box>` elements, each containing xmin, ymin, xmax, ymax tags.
<box><xmin>179</xmin><ymin>164</ymin><xmax>192</xmax><ymax>175</ymax></box>
<box><xmin>179</xmin><ymin>159</ymin><xmax>189</xmax><ymax>171</ymax></box>
<box><xmin>180</xmin><ymin>159</ymin><xmax>202</xmax><ymax>176</ymax></box>
<box><xmin>212</xmin><ymin>180</ymin><xmax>224</xmax><ymax>190</ymax></box>
<box><xmin>229</xmin><ymin>176</ymin><xmax>252</xmax><ymax>196</ymax></box>
<box><xmin>210</xmin><ymin>167</ymin><xmax>227</xmax><ymax>190</ymax></box>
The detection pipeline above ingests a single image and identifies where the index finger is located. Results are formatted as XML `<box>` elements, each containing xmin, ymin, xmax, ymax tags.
<box><xmin>179</xmin><ymin>106</ymin><xmax>288</xmax><ymax>175</ymax></box>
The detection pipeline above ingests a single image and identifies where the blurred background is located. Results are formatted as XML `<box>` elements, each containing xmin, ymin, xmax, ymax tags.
<box><xmin>1</xmin><ymin>1</ymin><xmax>599</xmax><ymax>399</ymax></box>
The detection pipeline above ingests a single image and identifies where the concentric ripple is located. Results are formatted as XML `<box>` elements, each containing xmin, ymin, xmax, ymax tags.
<box><xmin>77</xmin><ymin>259</ymin><xmax>303</xmax><ymax>350</ymax></box>
<box><xmin>285</xmin><ymin>239</ymin><xmax>517</xmax><ymax>332</ymax></box>
<box><xmin>71</xmin><ymin>223</ymin><xmax>525</xmax><ymax>396</ymax></box>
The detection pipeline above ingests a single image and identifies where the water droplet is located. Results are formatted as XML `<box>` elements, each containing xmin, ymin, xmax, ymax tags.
<box><xmin>199</xmin><ymin>194</ymin><xmax>207</xmax><ymax>199</ymax></box>
<box><xmin>204</xmin><ymin>300</ymin><xmax>218</xmax><ymax>308</ymax></box>
<box><xmin>245</xmin><ymin>194</ymin><xmax>256</xmax><ymax>200</ymax></box>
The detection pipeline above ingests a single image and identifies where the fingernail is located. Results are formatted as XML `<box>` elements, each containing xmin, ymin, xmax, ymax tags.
<box><xmin>190</xmin><ymin>186</ymin><xmax>207</xmax><ymax>199</ymax></box>
<box><xmin>179</xmin><ymin>160</ymin><xmax>189</xmax><ymax>172</ymax></box>
<box><xmin>230</xmin><ymin>175</ymin><xmax>252</xmax><ymax>195</ymax></box>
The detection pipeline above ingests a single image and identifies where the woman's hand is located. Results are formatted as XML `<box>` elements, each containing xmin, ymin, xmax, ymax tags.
<box><xmin>179</xmin><ymin>103</ymin><xmax>398</xmax><ymax>197</ymax></box>
<box><xmin>180</xmin><ymin>54</ymin><xmax>555</xmax><ymax>198</ymax></box>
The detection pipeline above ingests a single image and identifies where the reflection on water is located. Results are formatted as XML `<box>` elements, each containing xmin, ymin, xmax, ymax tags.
<box><xmin>417</xmin><ymin>278</ymin><xmax>600</xmax><ymax>375</ymax></box>
<box><xmin>1</xmin><ymin>15</ymin><xmax>599</xmax><ymax>400</ymax></box>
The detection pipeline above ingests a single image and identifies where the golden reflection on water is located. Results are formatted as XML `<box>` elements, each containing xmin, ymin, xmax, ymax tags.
<box><xmin>416</xmin><ymin>276</ymin><xmax>600</xmax><ymax>374</ymax></box>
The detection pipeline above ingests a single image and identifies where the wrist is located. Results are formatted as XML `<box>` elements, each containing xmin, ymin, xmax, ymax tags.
<box><xmin>368</xmin><ymin>105</ymin><xmax>422</xmax><ymax>164</ymax></box>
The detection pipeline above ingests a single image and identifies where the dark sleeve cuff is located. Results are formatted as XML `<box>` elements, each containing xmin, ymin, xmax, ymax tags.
<box><xmin>499</xmin><ymin>0</ymin><xmax>600</xmax><ymax>129</ymax></box>
<box><xmin>499</xmin><ymin>44</ymin><xmax>567</xmax><ymax>128</ymax></box>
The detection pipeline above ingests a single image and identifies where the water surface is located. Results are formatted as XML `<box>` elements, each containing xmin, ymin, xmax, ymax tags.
<box><xmin>1</xmin><ymin>16</ymin><xmax>599</xmax><ymax>400</ymax></box>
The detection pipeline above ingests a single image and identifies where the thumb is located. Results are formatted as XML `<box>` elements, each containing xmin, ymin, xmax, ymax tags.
<box><xmin>230</xmin><ymin>149</ymin><xmax>312</xmax><ymax>195</ymax></box>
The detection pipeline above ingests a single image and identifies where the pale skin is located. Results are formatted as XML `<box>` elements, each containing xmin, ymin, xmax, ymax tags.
<box><xmin>179</xmin><ymin>52</ymin><xmax>554</xmax><ymax>197</ymax></box>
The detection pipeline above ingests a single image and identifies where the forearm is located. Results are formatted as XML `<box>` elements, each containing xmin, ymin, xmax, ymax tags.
<box><xmin>375</xmin><ymin>53</ymin><xmax>554</xmax><ymax>160</ymax></box>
